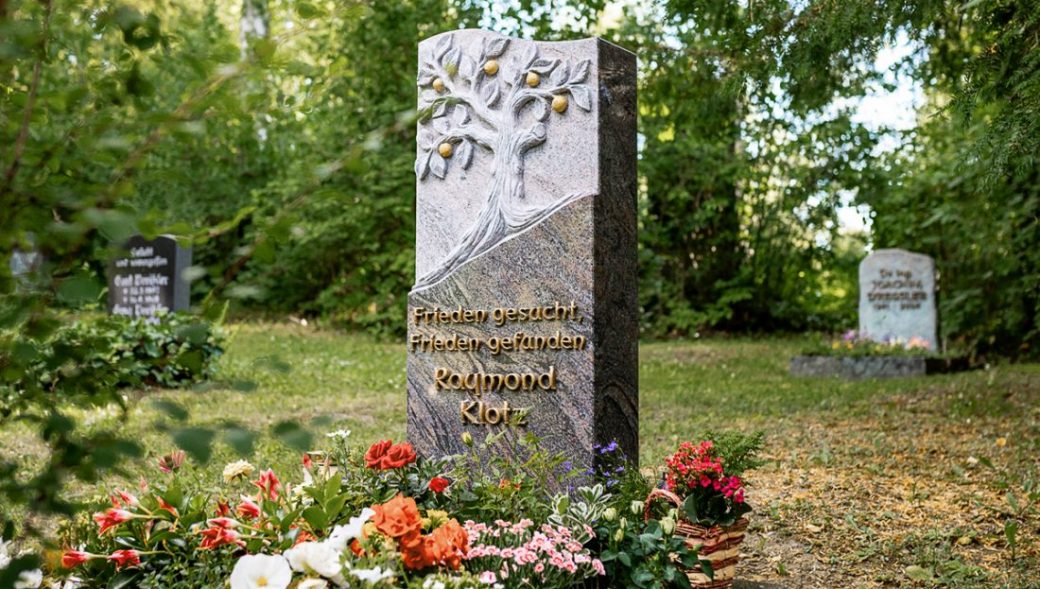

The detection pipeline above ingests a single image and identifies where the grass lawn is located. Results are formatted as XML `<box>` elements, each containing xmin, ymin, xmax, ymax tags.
<box><xmin>4</xmin><ymin>321</ymin><xmax>1038</xmax><ymax>587</ymax></box>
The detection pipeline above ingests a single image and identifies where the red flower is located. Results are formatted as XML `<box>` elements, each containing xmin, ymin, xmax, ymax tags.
<box><xmin>108</xmin><ymin>549</ymin><xmax>141</xmax><ymax>569</ymax></box>
<box><xmin>111</xmin><ymin>489</ymin><xmax>138</xmax><ymax>508</ymax></box>
<box><xmin>365</xmin><ymin>440</ymin><xmax>417</xmax><ymax>470</ymax></box>
<box><xmin>61</xmin><ymin>550</ymin><xmax>92</xmax><ymax>568</ymax></box>
<box><xmin>365</xmin><ymin>440</ymin><xmax>393</xmax><ymax>468</ymax></box>
<box><xmin>302</xmin><ymin>453</ymin><xmax>313</xmax><ymax>469</ymax></box>
<box><xmin>381</xmin><ymin>442</ymin><xmax>417</xmax><ymax>469</ymax></box>
<box><xmin>428</xmin><ymin>476</ymin><xmax>450</xmax><ymax>493</ymax></box>
<box><xmin>236</xmin><ymin>497</ymin><xmax>261</xmax><ymax>520</ymax></box>
<box><xmin>215</xmin><ymin>499</ymin><xmax>231</xmax><ymax>517</ymax></box>
<box><xmin>93</xmin><ymin>508</ymin><xmax>132</xmax><ymax>535</ymax></box>
<box><xmin>158</xmin><ymin>497</ymin><xmax>179</xmax><ymax>517</ymax></box>
<box><xmin>252</xmin><ymin>469</ymin><xmax>280</xmax><ymax>500</ymax></box>
<box><xmin>199</xmin><ymin>519</ymin><xmax>244</xmax><ymax>550</ymax></box>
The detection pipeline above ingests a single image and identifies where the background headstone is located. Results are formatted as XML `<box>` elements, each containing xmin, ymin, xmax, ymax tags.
<box><xmin>406</xmin><ymin>30</ymin><xmax>638</xmax><ymax>484</ymax></box>
<box><xmin>858</xmin><ymin>248</ymin><xmax>937</xmax><ymax>350</ymax></box>
<box><xmin>108</xmin><ymin>235</ymin><xmax>192</xmax><ymax>320</ymax></box>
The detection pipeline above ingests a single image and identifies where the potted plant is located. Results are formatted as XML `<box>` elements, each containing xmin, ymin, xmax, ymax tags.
<box><xmin>646</xmin><ymin>433</ymin><xmax>763</xmax><ymax>589</ymax></box>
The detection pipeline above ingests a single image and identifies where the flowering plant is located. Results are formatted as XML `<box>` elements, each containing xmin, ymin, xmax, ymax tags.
<box><xmin>51</xmin><ymin>433</ymin><xmax>616</xmax><ymax>589</ymax></box>
<box><xmin>662</xmin><ymin>433</ymin><xmax>763</xmax><ymax>528</ymax></box>
<box><xmin>808</xmin><ymin>330</ymin><xmax>935</xmax><ymax>357</ymax></box>
<box><xmin>462</xmin><ymin>519</ymin><xmax>604</xmax><ymax>587</ymax></box>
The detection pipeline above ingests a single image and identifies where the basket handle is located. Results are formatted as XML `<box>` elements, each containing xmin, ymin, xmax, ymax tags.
<box><xmin>644</xmin><ymin>487</ymin><xmax>683</xmax><ymax>522</ymax></box>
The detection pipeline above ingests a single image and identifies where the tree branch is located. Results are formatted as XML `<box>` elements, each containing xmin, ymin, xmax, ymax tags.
<box><xmin>2</xmin><ymin>0</ymin><xmax>52</xmax><ymax>194</ymax></box>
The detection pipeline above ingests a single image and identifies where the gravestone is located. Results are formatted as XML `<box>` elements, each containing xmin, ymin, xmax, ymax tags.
<box><xmin>858</xmin><ymin>248</ymin><xmax>937</xmax><ymax>350</ymax></box>
<box><xmin>108</xmin><ymin>235</ymin><xmax>192</xmax><ymax>320</ymax></box>
<box><xmin>406</xmin><ymin>30</ymin><xmax>637</xmax><ymax>483</ymax></box>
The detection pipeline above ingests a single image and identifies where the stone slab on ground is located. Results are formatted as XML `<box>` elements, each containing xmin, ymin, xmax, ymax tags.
<box><xmin>789</xmin><ymin>355</ymin><xmax>972</xmax><ymax>379</ymax></box>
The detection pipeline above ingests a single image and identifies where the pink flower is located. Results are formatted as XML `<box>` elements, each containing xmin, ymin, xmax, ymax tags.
<box><xmin>158</xmin><ymin>497</ymin><xmax>179</xmax><ymax>517</ymax></box>
<box><xmin>108</xmin><ymin>549</ymin><xmax>141</xmax><ymax>569</ymax></box>
<box><xmin>252</xmin><ymin>469</ymin><xmax>280</xmax><ymax>501</ymax></box>
<box><xmin>157</xmin><ymin>450</ymin><xmax>186</xmax><ymax>473</ymax></box>
<box><xmin>111</xmin><ymin>489</ymin><xmax>138</xmax><ymax>508</ymax></box>
<box><xmin>93</xmin><ymin>508</ymin><xmax>132</xmax><ymax>535</ymax></box>
<box><xmin>61</xmin><ymin>550</ymin><xmax>93</xmax><ymax>568</ymax></box>
<box><xmin>479</xmin><ymin>571</ymin><xmax>497</xmax><ymax>584</ymax></box>
<box><xmin>236</xmin><ymin>497</ymin><xmax>261</xmax><ymax>520</ymax></box>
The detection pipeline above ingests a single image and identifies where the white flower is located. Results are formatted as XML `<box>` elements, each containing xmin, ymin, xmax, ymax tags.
<box><xmin>325</xmin><ymin>508</ymin><xmax>375</xmax><ymax>552</ymax></box>
<box><xmin>15</xmin><ymin>569</ymin><xmax>43</xmax><ymax>589</ymax></box>
<box><xmin>350</xmin><ymin>566</ymin><xmax>394</xmax><ymax>584</ymax></box>
<box><xmin>325</xmin><ymin>429</ymin><xmax>351</xmax><ymax>439</ymax></box>
<box><xmin>48</xmin><ymin>576</ymin><xmax>82</xmax><ymax>589</ymax></box>
<box><xmin>223</xmin><ymin>460</ymin><xmax>256</xmax><ymax>483</ymax></box>
<box><xmin>297</xmin><ymin>579</ymin><xmax>329</xmax><ymax>589</ymax></box>
<box><xmin>0</xmin><ymin>536</ymin><xmax>11</xmax><ymax>569</ymax></box>
<box><xmin>284</xmin><ymin>542</ymin><xmax>342</xmax><ymax>579</ymax></box>
<box><xmin>229</xmin><ymin>554</ymin><xmax>292</xmax><ymax>589</ymax></box>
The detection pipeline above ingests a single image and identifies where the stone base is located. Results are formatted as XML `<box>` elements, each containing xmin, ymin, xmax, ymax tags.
<box><xmin>789</xmin><ymin>355</ymin><xmax>972</xmax><ymax>379</ymax></box>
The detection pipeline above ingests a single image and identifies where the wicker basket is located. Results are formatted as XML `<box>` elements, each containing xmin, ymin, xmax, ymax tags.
<box><xmin>644</xmin><ymin>488</ymin><xmax>749</xmax><ymax>589</ymax></box>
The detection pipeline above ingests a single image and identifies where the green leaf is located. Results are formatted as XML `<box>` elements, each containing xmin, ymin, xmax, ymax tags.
<box><xmin>107</xmin><ymin>570</ymin><xmax>141</xmax><ymax>589</ymax></box>
<box><xmin>273</xmin><ymin>421</ymin><xmax>312</xmax><ymax>451</ymax></box>
<box><xmin>173</xmin><ymin>427</ymin><xmax>216</xmax><ymax>463</ymax></box>
<box><xmin>296</xmin><ymin>2</ymin><xmax>327</xmax><ymax>18</ymax></box>
<box><xmin>57</xmin><ymin>275</ymin><xmax>102</xmax><ymax>305</ymax></box>
<box><xmin>224</xmin><ymin>427</ymin><xmax>257</xmax><ymax>457</ymax></box>
<box><xmin>302</xmin><ymin>506</ymin><xmax>329</xmax><ymax>530</ymax></box>
<box><xmin>904</xmin><ymin>565</ymin><xmax>933</xmax><ymax>582</ymax></box>
<box><xmin>152</xmin><ymin>399</ymin><xmax>189</xmax><ymax>421</ymax></box>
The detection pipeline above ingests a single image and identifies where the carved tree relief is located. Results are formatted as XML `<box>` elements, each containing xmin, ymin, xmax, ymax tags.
<box><xmin>414</xmin><ymin>34</ymin><xmax>593</xmax><ymax>289</ymax></box>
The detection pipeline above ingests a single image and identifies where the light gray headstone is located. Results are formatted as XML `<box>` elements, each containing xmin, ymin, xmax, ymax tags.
<box><xmin>406</xmin><ymin>30</ymin><xmax>638</xmax><ymax>486</ymax></box>
<box><xmin>108</xmin><ymin>235</ymin><xmax>192</xmax><ymax>320</ymax></box>
<box><xmin>858</xmin><ymin>248</ymin><xmax>937</xmax><ymax>350</ymax></box>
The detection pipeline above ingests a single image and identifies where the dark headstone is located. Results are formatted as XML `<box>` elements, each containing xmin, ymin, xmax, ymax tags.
<box><xmin>107</xmin><ymin>235</ymin><xmax>191</xmax><ymax>319</ymax></box>
<box><xmin>406</xmin><ymin>30</ymin><xmax>638</xmax><ymax>486</ymax></box>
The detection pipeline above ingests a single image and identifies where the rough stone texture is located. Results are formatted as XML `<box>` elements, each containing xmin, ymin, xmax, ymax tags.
<box><xmin>789</xmin><ymin>355</ymin><xmax>970</xmax><ymax>379</ymax></box>
<box><xmin>858</xmin><ymin>249</ymin><xmax>938</xmax><ymax>350</ymax></box>
<box><xmin>407</xmin><ymin>30</ymin><xmax>637</xmax><ymax>486</ymax></box>
<box><xmin>108</xmin><ymin>234</ymin><xmax>191</xmax><ymax>319</ymax></box>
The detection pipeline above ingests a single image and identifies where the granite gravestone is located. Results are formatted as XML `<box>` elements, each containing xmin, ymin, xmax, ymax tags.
<box><xmin>108</xmin><ymin>235</ymin><xmax>192</xmax><ymax>320</ymax></box>
<box><xmin>858</xmin><ymin>248</ymin><xmax>937</xmax><ymax>350</ymax></box>
<box><xmin>406</xmin><ymin>30</ymin><xmax>637</xmax><ymax>483</ymax></box>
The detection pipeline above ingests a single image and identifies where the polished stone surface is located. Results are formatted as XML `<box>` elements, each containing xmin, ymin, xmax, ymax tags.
<box><xmin>108</xmin><ymin>234</ymin><xmax>191</xmax><ymax>320</ymax></box>
<box><xmin>858</xmin><ymin>249</ymin><xmax>938</xmax><ymax>350</ymax></box>
<box><xmin>407</xmin><ymin>30</ymin><xmax>637</xmax><ymax>486</ymax></box>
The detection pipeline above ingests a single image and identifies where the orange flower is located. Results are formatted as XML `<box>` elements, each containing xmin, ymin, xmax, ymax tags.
<box><xmin>371</xmin><ymin>494</ymin><xmax>422</xmax><ymax>539</ymax></box>
<box><xmin>399</xmin><ymin>530</ymin><xmax>431</xmax><ymax>570</ymax></box>
<box><xmin>427</xmin><ymin>519</ymin><xmax>468</xmax><ymax>570</ymax></box>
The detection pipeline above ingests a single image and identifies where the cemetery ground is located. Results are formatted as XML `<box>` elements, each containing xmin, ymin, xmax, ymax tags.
<box><xmin>3</xmin><ymin>322</ymin><xmax>1039</xmax><ymax>588</ymax></box>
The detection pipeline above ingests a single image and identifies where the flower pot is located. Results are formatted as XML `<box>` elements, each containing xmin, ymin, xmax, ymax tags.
<box><xmin>645</xmin><ymin>488</ymin><xmax>749</xmax><ymax>589</ymax></box>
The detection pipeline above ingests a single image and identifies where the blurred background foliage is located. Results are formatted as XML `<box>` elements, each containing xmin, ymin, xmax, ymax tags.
<box><xmin>6</xmin><ymin>0</ymin><xmax>1036</xmax><ymax>354</ymax></box>
<box><xmin>0</xmin><ymin>0</ymin><xmax>1037</xmax><ymax>561</ymax></box>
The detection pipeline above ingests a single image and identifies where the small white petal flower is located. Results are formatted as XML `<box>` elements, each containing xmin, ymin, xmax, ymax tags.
<box><xmin>222</xmin><ymin>460</ymin><xmax>256</xmax><ymax>484</ymax></box>
<box><xmin>325</xmin><ymin>429</ymin><xmax>351</xmax><ymax>439</ymax></box>
<box><xmin>325</xmin><ymin>508</ymin><xmax>375</xmax><ymax>552</ymax></box>
<box><xmin>297</xmin><ymin>579</ymin><xmax>329</xmax><ymax>589</ymax></box>
<box><xmin>350</xmin><ymin>566</ymin><xmax>394</xmax><ymax>584</ymax></box>
<box><xmin>15</xmin><ymin>569</ymin><xmax>43</xmax><ymax>589</ymax></box>
<box><xmin>284</xmin><ymin>542</ymin><xmax>342</xmax><ymax>578</ymax></box>
<box><xmin>229</xmin><ymin>554</ymin><xmax>292</xmax><ymax>589</ymax></box>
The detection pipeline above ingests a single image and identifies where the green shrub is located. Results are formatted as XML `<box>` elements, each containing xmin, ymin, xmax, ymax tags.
<box><xmin>7</xmin><ymin>313</ymin><xmax>224</xmax><ymax>397</ymax></box>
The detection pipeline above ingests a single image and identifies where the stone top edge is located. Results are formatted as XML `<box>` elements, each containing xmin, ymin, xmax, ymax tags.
<box><xmin>863</xmin><ymin>248</ymin><xmax>934</xmax><ymax>261</ymax></box>
<box><xmin>419</xmin><ymin>28</ymin><xmax>634</xmax><ymax>57</ymax></box>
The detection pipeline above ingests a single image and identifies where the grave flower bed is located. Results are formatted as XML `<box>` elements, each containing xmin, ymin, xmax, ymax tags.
<box><xmin>790</xmin><ymin>331</ymin><xmax>970</xmax><ymax>379</ymax></box>
<box><xmin>39</xmin><ymin>432</ymin><xmax>762</xmax><ymax>588</ymax></box>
